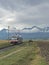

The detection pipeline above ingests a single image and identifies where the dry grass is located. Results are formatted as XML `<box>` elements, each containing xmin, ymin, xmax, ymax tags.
<box><xmin>0</xmin><ymin>40</ymin><xmax>10</xmax><ymax>48</ymax></box>
<box><xmin>0</xmin><ymin>40</ymin><xmax>8</xmax><ymax>43</ymax></box>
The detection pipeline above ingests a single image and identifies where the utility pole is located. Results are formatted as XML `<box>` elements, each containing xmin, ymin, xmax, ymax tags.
<box><xmin>8</xmin><ymin>26</ymin><xmax>10</xmax><ymax>43</ymax></box>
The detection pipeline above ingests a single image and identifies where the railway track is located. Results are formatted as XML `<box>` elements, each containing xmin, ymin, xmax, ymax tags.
<box><xmin>0</xmin><ymin>45</ymin><xmax>16</xmax><ymax>52</ymax></box>
<box><xmin>0</xmin><ymin>43</ymin><xmax>23</xmax><ymax>53</ymax></box>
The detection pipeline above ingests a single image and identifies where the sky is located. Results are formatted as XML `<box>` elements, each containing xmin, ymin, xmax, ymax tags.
<box><xmin>0</xmin><ymin>0</ymin><xmax>49</xmax><ymax>30</ymax></box>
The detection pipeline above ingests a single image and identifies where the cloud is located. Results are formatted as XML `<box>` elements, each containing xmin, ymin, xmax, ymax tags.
<box><xmin>0</xmin><ymin>0</ymin><xmax>49</xmax><ymax>30</ymax></box>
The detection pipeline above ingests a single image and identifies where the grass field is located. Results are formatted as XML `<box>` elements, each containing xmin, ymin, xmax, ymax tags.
<box><xmin>0</xmin><ymin>40</ymin><xmax>10</xmax><ymax>48</ymax></box>
<box><xmin>0</xmin><ymin>40</ymin><xmax>47</xmax><ymax>65</ymax></box>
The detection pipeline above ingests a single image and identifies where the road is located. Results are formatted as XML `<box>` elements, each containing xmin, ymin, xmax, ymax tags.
<box><xmin>0</xmin><ymin>47</ymin><xmax>26</xmax><ymax>59</ymax></box>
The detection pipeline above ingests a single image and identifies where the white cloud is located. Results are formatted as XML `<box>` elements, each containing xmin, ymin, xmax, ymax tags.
<box><xmin>0</xmin><ymin>7</ymin><xmax>16</xmax><ymax>26</ymax></box>
<box><xmin>0</xmin><ymin>0</ymin><xmax>49</xmax><ymax>30</ymax></box>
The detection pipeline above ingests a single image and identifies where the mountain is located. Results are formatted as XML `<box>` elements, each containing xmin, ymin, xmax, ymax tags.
<box><xmin>0</xmin><ymin>29</ymin><xmax>8</xmax><ymax>40</ymax></box>
<box><xmin>22</xmin><ymin>26</ymin><xmax>49</xmax><ymax>33</ymax></box>
<box><xmin>0</xmin><ymin>26</ymin><xmax>49</xmax><ymax>40</ymax></box>
<box><xmin>21</xmin><ymin>32</ymin><xmax>49</xmax><ymax>40</ymax></box>
<box><xmin>22</xmin><ymin>26</ymin><xmax>43</xmax><ymax>33</ymax></box>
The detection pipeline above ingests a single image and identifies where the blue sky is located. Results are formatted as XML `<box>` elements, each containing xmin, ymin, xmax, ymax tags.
<box><xmin>0</xmin><ymin>0</ymin><xmax>49</xmax><ymax>30</ymax></box>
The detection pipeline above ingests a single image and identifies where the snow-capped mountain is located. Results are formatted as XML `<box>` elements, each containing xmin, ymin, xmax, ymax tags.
<box><xmin>22</xmin><ymin>26</ymin><xmax>42</xmax><ymax>33</ymax></box>
<box><xmin>0</xmin><ymin>26</ymin><xmax>49</xmax><ymax>40</ymax></box>
<box><xmin>0</xmin><ymin>26</ymin><xmax>49</xmax><ymax>33</ymax></box>
<box><xmin>21</xmin><ymin>26</ymin><xmax>49</xmax><ymax>33</ymax></box>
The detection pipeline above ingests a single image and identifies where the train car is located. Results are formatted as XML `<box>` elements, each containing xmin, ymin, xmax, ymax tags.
<box><xmin>10</xmin><ymin>34</ymin><xmax>23</xmax><ymax>45</ymax></box>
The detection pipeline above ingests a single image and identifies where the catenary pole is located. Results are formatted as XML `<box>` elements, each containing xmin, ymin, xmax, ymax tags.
<box><xmin>8</xmin><ymin>26</ymin><xmax>10</xmax><ymax>43</ymax></box>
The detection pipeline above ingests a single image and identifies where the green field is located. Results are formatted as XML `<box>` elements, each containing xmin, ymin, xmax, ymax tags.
<box><xmin>0</xmin><ymin>40</ymin><xmax>47</xmax><ymax>65</ymax></box>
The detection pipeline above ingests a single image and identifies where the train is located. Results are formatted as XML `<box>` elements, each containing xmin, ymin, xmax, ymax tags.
<box><xmin>10</xmin><ymin>34</ymin><xmax>23</xmax><ymax>45</ymax></box>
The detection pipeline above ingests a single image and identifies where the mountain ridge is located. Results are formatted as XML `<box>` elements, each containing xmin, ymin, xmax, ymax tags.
<box><xmin>1</xmin><ymin>26</ymin><xmax>49</xmax><ymax>32</ymax></box>
<box><xmin>22</xmin><ymin>26</ymin><xmax>49</xmax><ymax>32</ymax></box>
